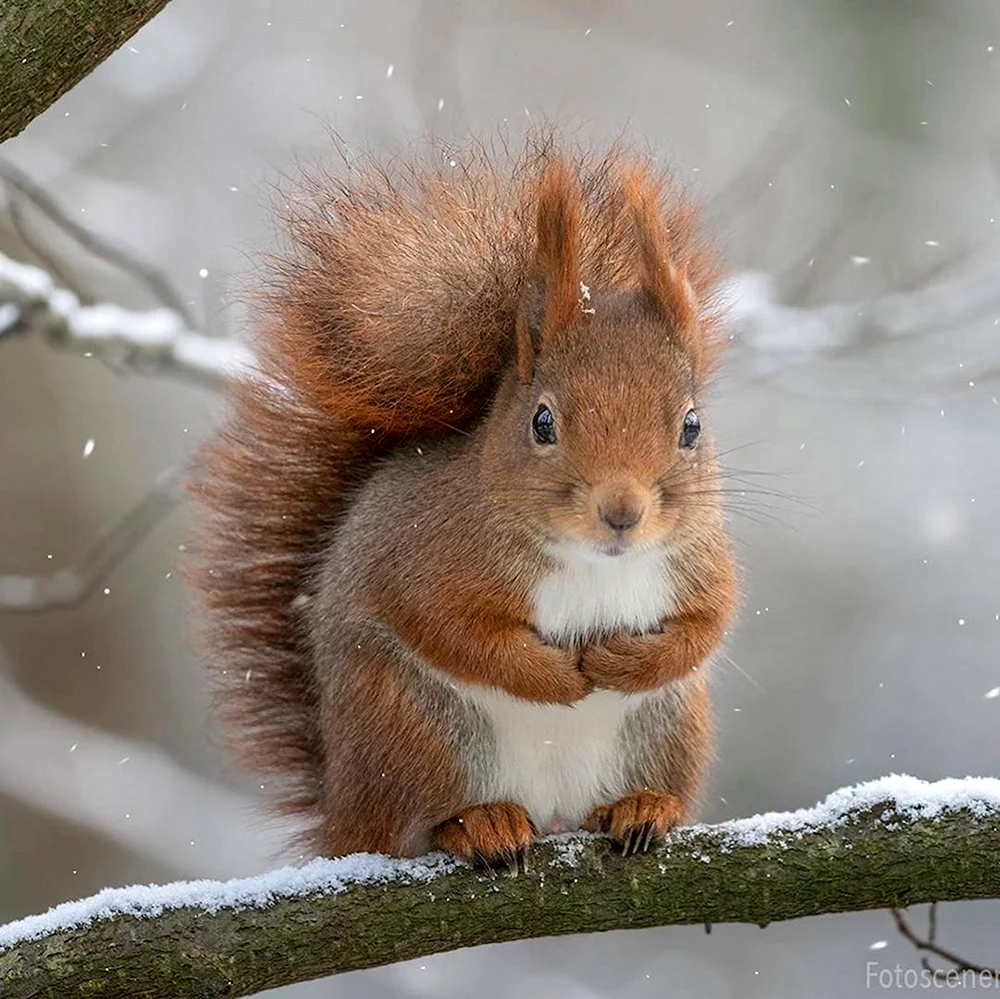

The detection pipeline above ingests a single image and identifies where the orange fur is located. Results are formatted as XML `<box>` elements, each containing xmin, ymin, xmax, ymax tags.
<box><xmin>188</xmin><ymin>133</ymin><xmax>737</xmax><ymax>859</ymax></box>
<box><xmin>434</xmin><ymin>802</ymin><xmax>535</xmax><ymax>867</ymax></box>
<box><xmin>621</xmin><ymin>164</ymin><xmax>718</xmax><ymax>376</ymax></box>
<box><xmin>312</xmin><ymin>625</ymin><xmax>468</xmax><ymax>855</ymax></box>
<box><xmin>532</xmin><ymin>158</ymin><xmax>584</xmax><ymax>339</ymax></box>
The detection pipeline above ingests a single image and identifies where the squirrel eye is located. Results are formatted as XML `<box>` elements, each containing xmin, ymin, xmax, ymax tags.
<box><xmin>680</xmin><ymin>409</ymin><xmax>701</xmax><ymax>449</ymax></box>
<box><xmin>532</xmin><ymin>404</ymin><xmax>557</xmax><ymax>445</ymax></box>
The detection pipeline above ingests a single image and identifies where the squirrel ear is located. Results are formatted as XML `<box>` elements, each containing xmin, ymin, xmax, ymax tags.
<box><xmin>516</xmin><ymin>158</ymin><xmax>583</xmax><ymax>383</ymax></box>
<box><xmin>621</xmin><ymin>166</ymin><xmax>703</xmax><ymax>373</ymax></box>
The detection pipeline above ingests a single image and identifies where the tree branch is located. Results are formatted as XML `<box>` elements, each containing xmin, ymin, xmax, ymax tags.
<box><xmin>0</xmin><ymin>0</ymin><xmax>175</xmax><ymax>143</ymax></box>
<box><xmin>1</xmin><ymin>776</ymin><xmax>998</xmax><ymax>999</ymax></box>
<box><xmin>724</xmin><ymin>264</ymin><xmax>1000</xmax><ymax>376</ymax></box>
<box><xmin>892</xmin><ymin>904</ymin><xmax>1000</xmax><ymax>980</ymax></box>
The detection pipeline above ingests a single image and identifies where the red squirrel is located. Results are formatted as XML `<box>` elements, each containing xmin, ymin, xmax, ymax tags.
<box><xmin>190</xmin><ymin>137</ymin><xmax>738</xmax><ymax>866</ymax></box>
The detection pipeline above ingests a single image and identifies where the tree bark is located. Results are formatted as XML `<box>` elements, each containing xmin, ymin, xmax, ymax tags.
<box><xmin>2</xmin><ymin>800</ymin><xmax>999</xmax><ymax>998</ymax></box>
<box><xmin>0</xmin><ymin>0</ymin><xmax>174</xmax><ymax>143</ymax></box>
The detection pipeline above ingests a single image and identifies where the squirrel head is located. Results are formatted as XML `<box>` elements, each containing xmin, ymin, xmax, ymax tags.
<box><xmin>482</xmin><ymin>157</ymin><xmax>722</xmax><ymax>558</ymax></box>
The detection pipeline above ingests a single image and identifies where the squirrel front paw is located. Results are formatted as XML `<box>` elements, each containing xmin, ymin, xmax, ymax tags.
<box><xmin>584</xmin><ymin>790</ymin><xmax>684</xmax><ymax>855</ymax></box>
<box><xmin>433</xmin><ymin>801</ymin><xmax>536</xmax><ymax>872</ymax></box>
<box><xmin>503</xmin><ymin>633</ymin><xmax>592</xmax><ymax>705</ymax></box>
<box><xmin>580</xmin><ymin>628</ymin><xmax>695</xmax><ymax>694</ymax></box>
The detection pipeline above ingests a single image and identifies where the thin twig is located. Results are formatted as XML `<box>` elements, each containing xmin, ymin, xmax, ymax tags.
<box><xmin>891</xmin><ymin>905</ymin><xmax>1000</xmax><ymax>979</ymax></box>
<box><xmin>5</xmin><ymin>193</ymin><xmax>88</xmax><ymax>300</ymax></box>
<box><xmin>892</xmin><ymin>241</ymin><xmax>981</xmax><ymax>294</ymax></box>
<box><xmin>0</xmin><ymin>467</ymin><xmax>183</xmax><ymax>612</ymax></box>
<box><xmin>707</xmin><ymin>113</ymin><xmax>802</xmax><ymax>223</ymax></box>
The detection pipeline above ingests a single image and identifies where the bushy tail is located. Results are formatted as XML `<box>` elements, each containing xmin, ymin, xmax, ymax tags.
<box><xmin>188</xmin><ymin>379</ymin><xmax>375</xmax><ymax>850</ymax></box>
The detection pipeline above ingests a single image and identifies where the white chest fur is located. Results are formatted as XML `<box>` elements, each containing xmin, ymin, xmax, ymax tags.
<box><xmin>452</xmin><ymin>545</ymin><xmax>676</xmax><ymax>833</ymax></box>
<box><xmin>457</xmin><ymin>685</ymin><xmax>640</xmax><ymax>832</ymax></box>
<box><xmin>532</xmin><ymin>542</ymin><xmax>676</xmax><ymax>645</ymax></box>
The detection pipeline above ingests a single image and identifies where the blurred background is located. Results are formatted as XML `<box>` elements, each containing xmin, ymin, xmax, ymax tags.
<box><xmin>1</xmin><ymin>0</ymin><xmax>999</xmax><ymax>995</ymax></box>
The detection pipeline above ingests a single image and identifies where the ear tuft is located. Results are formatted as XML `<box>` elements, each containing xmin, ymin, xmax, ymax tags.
<box><xmin>516</xmin><ymin>158</ymin><xmax>583</xmax><ymax>381</ymax></box>
<box><xmin>534</xmin><ymin>158</ymin><xmax>583</xmax><ymax>333</ymax></box>
<box><xmin>621</xmin><ymin>165</ymin><xmax>702</xmax><ymax>367</ymax></box>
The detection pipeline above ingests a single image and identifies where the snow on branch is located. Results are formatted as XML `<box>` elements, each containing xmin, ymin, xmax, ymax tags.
<box><xmin>0</xmin><ymin>160</ymin><xmax>198</xmax><ymax>327</ymax></box>
<box><xmin>0</xmin><ymin>250</ymin><xmax>256</xmax><ymax>388</ymax></box>
<box><xmin>724</xmin><ymin>265</ymin><xmax>1000</xmax><ymax>375</ymax></box>
<box><xmin>2</xmin><ymin>775</ymin><xmax>999</xmax><ymax>999</ymax></box>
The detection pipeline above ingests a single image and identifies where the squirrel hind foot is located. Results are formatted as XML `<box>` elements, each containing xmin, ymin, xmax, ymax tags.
<box><xmin>433</xmin><ymin>801</ymin><xmax>536</xmax><ymax>873</ymax></box>
<box><xmin>583</xmin><ymin>789</ymin><xmax>684</xmax><ymax>855</ymax></box>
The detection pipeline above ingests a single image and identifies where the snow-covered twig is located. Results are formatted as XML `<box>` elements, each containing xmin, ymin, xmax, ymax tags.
<box><xmin>723</xmin><ymin>264</ymin><xmax>1000</xmax><ymax>376</ymax></box>
<box><xmin>0</xmin><ymin>467</ymin><xmax>182</xmax><ymax>612</ymax></box>
<box><xmin>0</xmin><ymin>160</ymin><xmax>196</xmax><ymax>324</ymax></box>
<box><xmin>0</xmin><ymin>669</ymin><xmax>284</xmax><ymax>879</ymax></box>
<box><xmin>1</xmin><ymin>775</ymin><xmax>999</xmax><ymax>999</ymax></box>
<box><xmin>0</xmin><ymin>250</ymin><xmax>256</xmax><ymax>388</ymax></box>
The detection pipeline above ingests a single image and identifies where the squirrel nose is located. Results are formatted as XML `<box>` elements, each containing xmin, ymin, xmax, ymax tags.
<box><xmin>599</xmin><ymin>499</ymin><xmax>645</xmax><ymax>533</ymax></box>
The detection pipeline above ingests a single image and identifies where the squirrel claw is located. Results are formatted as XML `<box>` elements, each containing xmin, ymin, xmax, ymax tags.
<box><xmin>433</xmin><ymin>801</ymin><xmax>536</xmax><ymax>870</ymax></box>
<box><xmin>640</xmin><ymin>819</ymin><xmax>659</xmax><ymax>853</ymax></box>
<box><xmin>498</xmin><ymin>845</ymin><xmax>529</xmax><ymax>877</ymax></box>
<box><xmin>584</xmin><ymin>790</ymin><xmax>683</xmax><ymax>855</ymax></box>
<box><xmin>624</xmin><ymin>820</ymin><xmax>655</xmax><ymax>855</ymax></box>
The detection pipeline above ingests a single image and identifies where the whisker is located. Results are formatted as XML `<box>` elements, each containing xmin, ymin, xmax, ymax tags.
<box><xmin>676</xmin><ymin>482</ymin><xmax>820</xmax><ymax>514</ymax></box>
<box><xmin>715</xmin><ymin>463</ymin><xmax>797</xmax><ymax>479</ymax></box>
<box><xmin>436</xmin><ymin>421</ymin><xmax>473</xmax><ymax>438</ymax></box>
<box><xmin>673</xmin><ymin>499</ymin><xmax>797</xmax><ymax>530</ymax></box>
<box><xmin>716</xmin><ymin>650</ymin><xmax>766</xmax><ymax>692</ymax></box>
<box><xmin>711</xmin><ymin>441</ymin><xmax>771</xmax><ymax>463</ymax></box>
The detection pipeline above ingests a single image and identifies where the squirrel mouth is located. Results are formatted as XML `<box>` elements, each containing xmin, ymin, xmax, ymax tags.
<box><xmin>595</xmin><ymin>534</ymin><xmax>663</xmax><ymax>559</ymax></box>
<box><xmin>597</xmin><ymin>540</ymin><xmax>630</xmax><ymax>558</ymax></box>
<box><xmin>546</xmin><ymin>535</ymin><xmax>648</xmax><ymax>560</ymax></box>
